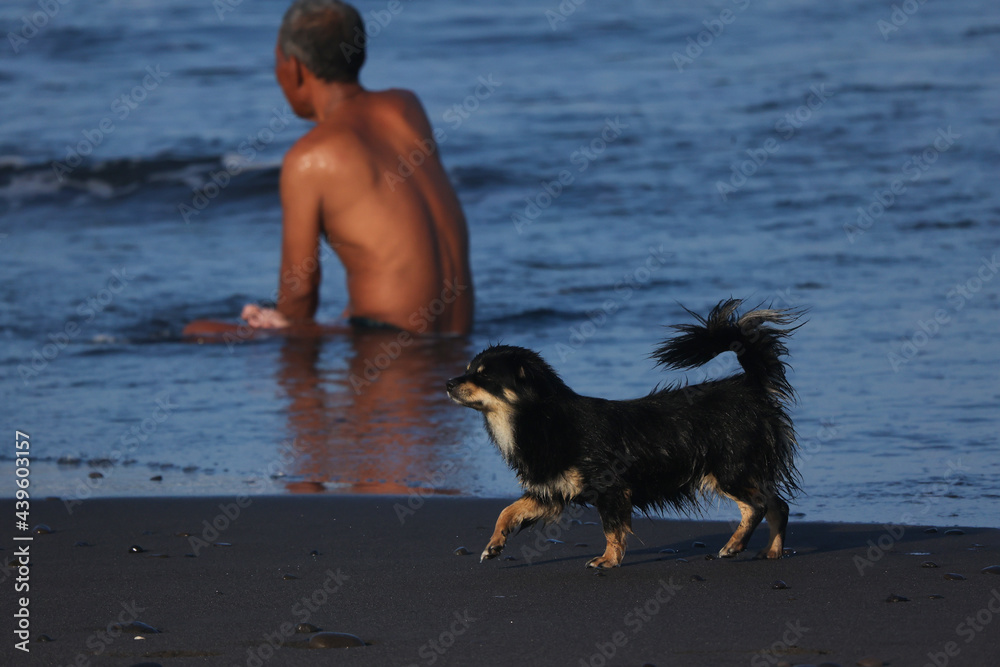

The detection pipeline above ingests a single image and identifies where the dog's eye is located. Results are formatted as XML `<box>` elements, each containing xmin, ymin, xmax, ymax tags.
<box><xmin>476</xmin><ymin>365</ymin><xmax>486</xmax><ymax>375</ymax></box>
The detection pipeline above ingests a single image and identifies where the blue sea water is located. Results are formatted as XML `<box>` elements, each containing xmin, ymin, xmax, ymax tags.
<box><xmin>1</xmin><ymin>0</ymin><xmax>998</xmax><ymax>526</ymax></box>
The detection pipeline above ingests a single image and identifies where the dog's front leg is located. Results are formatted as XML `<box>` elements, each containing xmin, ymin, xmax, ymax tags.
<box><xmin>588</xmin><ymin>491</ymin><xmax>633</xmax><ymax>569</ymax></box>
<box><xmin>481</xmin><ymin>495</ymin><xmax>555</xmax><ymax>563</ymax></box>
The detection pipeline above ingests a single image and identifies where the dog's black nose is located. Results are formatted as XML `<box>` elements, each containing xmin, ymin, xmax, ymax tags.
<box><xmin>446</xmin><ymin>378</ymin><xmax>459</xmax><ymax>392</ymax></box>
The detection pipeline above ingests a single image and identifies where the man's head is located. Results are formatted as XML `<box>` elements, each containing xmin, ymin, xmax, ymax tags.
<box><xmin>278</xmin><ymin>0</ymin><xmax>366</xmax><ymax>83</ymax></box>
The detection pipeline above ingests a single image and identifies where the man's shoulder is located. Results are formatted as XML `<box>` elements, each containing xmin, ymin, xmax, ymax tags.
<box><xmin>369</xmin><ymin>88</ymin><xmax>428</xmax><ymax>121</ymax></box>
<box><xmin>371</xmin><ymin>87</ymin><xmax>421</xmax><ymax>106</ymax></box>
<box><xmin>283</xmin><ymin>125</ymin><xmax>359</xmax><ymax>175</ymax></box>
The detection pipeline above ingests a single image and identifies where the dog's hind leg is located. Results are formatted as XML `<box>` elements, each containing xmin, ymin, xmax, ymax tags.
<box><xmin>481</xmin><ymin>495</ymin><xmax>558</xmax><ymax>563</ymax></box>
<box><xmin>757</xmin><ymin>495</ymin><xmax>789</xmax><ymax>559</ymax></box>
<box><xmin>718</xmin><ymin>490</ymin><xmax>766</xmax><ymax>558</ymax></box>
<box><xmin>587</xmin><ymin>491</ymin><xmax>633</xmax><ymax>569</ymax></box>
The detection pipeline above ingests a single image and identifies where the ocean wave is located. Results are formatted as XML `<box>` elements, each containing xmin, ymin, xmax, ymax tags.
<box><xmin>0</xmin><ymin>153</ymin><xmax>280</xmax><ymax>204</ymax></box>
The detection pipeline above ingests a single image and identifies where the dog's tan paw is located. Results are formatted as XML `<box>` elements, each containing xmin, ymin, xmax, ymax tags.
<box><xmin>754</xmin><ymin>547</ymin><xmax>784</xmax><ymax>560</ymax></box>
<box><xmin>586</xmin><ymin>555</ymin><xmax>621</xmax><ymax>569</ymax></box>
<box><xmin>718</xmin><ymin>545</ymin><xmax>744</xmax><ymax>558</ymax></box>
<box><xmin>480</xmin><ymin>542</ymin><xmax>504</xmax><ymax>563</ymax></box>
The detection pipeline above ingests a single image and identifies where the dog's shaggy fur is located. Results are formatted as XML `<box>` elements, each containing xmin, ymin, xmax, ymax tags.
<box><xmin>446</xmin><ymin>299</ymin><xmax>803</xmax><ymax>568</ymax></box>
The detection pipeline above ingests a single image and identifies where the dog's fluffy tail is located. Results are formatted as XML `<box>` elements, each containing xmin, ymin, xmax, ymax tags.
<box><xmin>652</xmin><ymin>298</ymin><xmax>803</xmax><ymax>403</ymax></box>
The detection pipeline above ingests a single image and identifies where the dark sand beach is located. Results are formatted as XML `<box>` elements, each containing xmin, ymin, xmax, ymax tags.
<box><xmin>7</xmin><ymin>496</ymin><xmax>1000</xmax><ymax>666</ymax></box>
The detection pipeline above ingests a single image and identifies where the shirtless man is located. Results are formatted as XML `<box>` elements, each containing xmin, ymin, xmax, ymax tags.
<box><xmin>241</xmin><ymin>0</ymin><xmax>473</xmax><ymax>335</ymax></box>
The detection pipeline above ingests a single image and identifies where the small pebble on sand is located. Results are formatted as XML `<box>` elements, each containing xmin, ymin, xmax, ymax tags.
<box><xmin>115</xmin><ymin>621</ymin><xmax>162</xmax><ymax>635</ymax></box>
<box><xmin>307</xmin><ymin>632</ymin><xmax>365</xmax><ymax>649</ymax></box>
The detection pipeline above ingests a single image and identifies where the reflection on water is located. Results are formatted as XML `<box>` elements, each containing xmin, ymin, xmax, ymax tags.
<box><xmin>275</xmin><ymin>332</ymin><xmax>479</xmax><ymax>495</ymax></box>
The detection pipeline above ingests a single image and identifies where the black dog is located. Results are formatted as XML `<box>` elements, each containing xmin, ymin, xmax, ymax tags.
<box><xmin>446</xmin><ymin>299</ymin><xmax>803</xmax><ymax>568</ymax></box>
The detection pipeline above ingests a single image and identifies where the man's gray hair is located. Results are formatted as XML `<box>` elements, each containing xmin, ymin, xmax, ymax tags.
<box><xmin>278</xmin><ymin>0</ymin><xmax>366</xmax><ymax>83</ymax></box>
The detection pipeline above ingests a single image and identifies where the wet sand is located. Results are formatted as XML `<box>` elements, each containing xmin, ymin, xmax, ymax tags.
<box><xmin>7</xmin><ymin>496</ymin><xmax>1000</xmax><ymax>666</ymax></box>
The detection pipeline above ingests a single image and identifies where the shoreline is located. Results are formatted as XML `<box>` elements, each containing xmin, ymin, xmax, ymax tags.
<box><xmin>6</xmin><ymin>495</ymin><xmax>1000</xmax><ymax>666</ymax></box>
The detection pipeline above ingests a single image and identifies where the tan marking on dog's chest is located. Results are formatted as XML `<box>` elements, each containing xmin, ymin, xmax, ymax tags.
<box><xmin>485</xmin><ymin>406</ymin><xmax>517</xmax><ymax>461</ymax></box>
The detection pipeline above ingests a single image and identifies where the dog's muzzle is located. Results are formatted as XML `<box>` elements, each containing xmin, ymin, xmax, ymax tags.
<box><xmin>445</xmin><ymin>376</ymin><xmax>467</xmax><ymax>401</ymax></box>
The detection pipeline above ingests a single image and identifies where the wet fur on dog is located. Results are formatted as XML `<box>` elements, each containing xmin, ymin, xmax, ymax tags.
<box><xmin>446</xmin><ymin>299</ymin><xmax>803</xmax><ymax>568</ymax></box>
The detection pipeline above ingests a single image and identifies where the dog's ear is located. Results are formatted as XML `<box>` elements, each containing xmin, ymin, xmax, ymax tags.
<box><xmin>514</xmin><ymin>358</ymin><xmax>566</xmax><ymax>399</ymax></box>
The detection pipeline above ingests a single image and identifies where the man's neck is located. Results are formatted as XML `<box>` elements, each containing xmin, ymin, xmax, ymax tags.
<box><xmin>311</xmin><ymin>82</ymin><xmax>365</xmax><ymax>122</ymax></box>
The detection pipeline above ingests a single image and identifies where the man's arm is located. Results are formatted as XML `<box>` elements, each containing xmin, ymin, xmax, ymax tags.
<box><xmin>275</xmin><ymin>143</ymin><xmax>324</xmax><ymax>322</ymax></box>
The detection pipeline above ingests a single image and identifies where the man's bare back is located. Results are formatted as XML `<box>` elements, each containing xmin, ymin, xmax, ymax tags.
<box><xmin>243</xmin><ymin>1</ymin><xmax>473</xmax><ymax>335</ymax></box>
